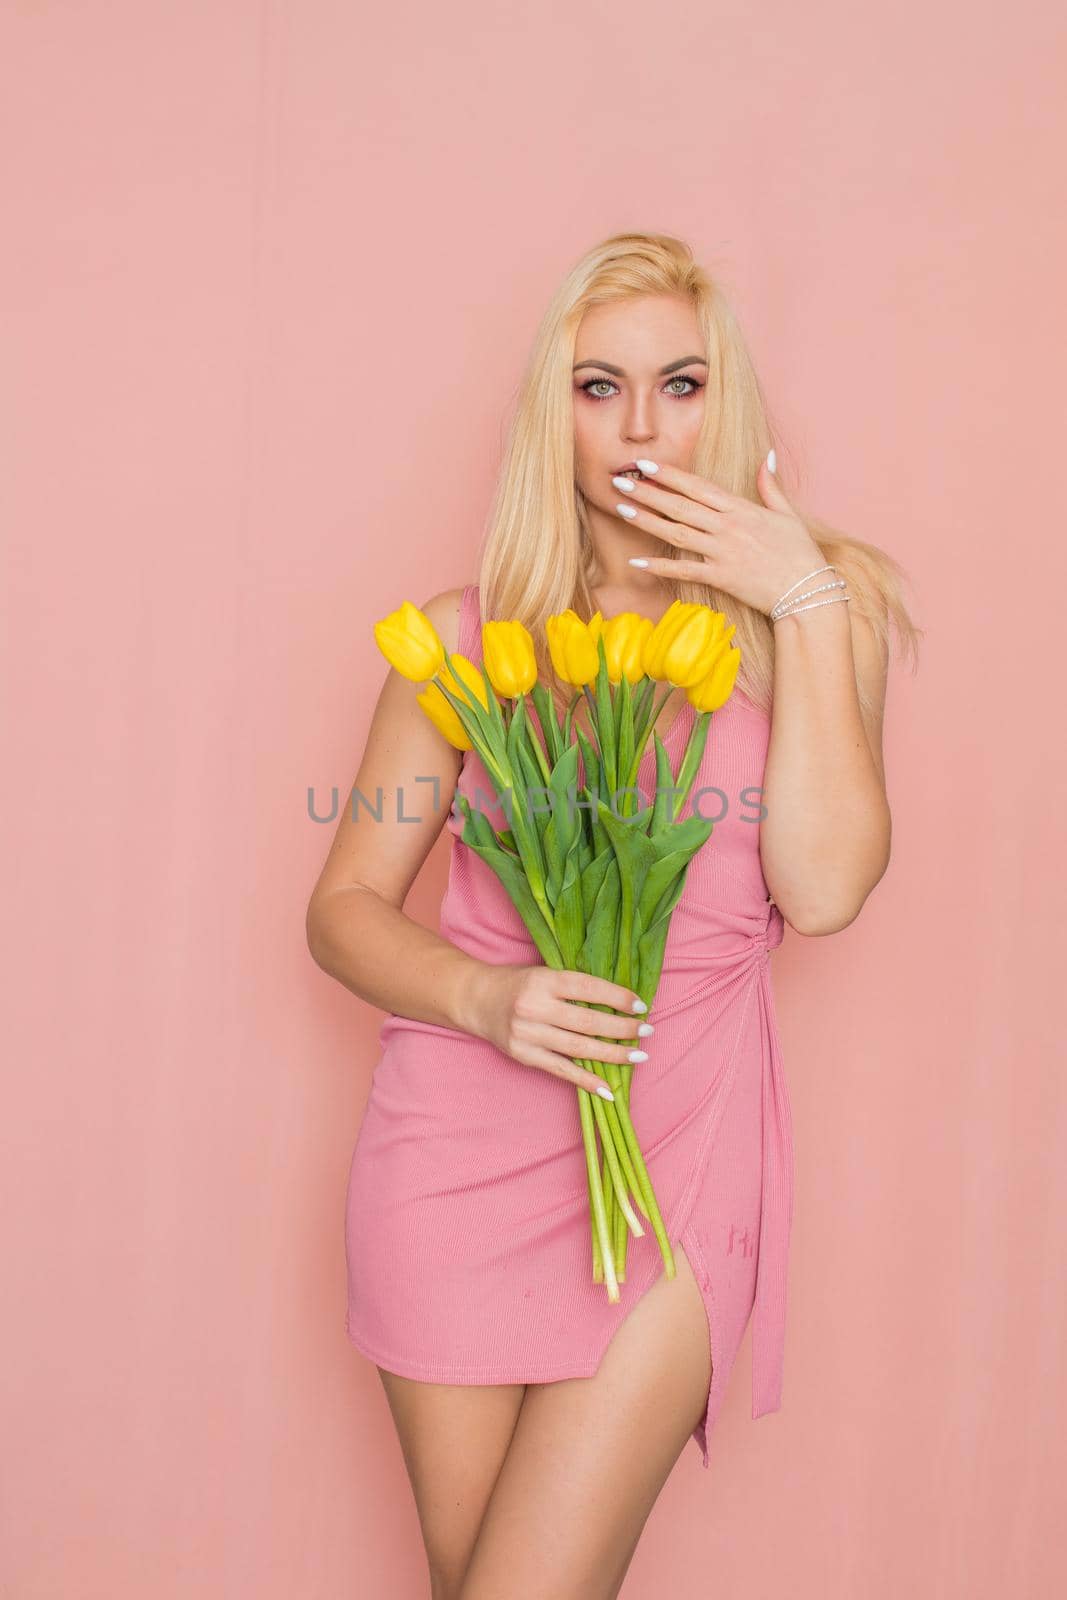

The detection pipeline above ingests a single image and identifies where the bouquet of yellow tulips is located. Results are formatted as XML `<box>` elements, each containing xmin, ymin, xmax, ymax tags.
<box><xmin>373</xmin><ymin>596</ymin><xmax>740</xmax><ymax>1301</ymax></box>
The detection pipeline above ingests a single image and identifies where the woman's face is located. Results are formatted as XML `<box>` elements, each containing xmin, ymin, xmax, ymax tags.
<box><xmin>572</xmin><ymin>293</ymin><xmax>708</xmax><ymax>522</ymax></box>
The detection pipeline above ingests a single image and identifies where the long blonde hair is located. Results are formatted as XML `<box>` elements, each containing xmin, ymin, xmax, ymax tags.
<box><xmin>473</xmin><ymin>231</ymin><xmax>922</xmax><ymax>724</ymax></box>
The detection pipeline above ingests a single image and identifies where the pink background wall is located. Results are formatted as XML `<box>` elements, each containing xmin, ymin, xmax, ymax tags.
<box><xmin>3</xmin><ymin>2</ymin><xmax>1065</xmax><ymax>1595</ymax></box>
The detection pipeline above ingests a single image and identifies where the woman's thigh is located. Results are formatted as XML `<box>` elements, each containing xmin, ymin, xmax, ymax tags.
<box><xmin>459</xmin><ymin>1241</ymin><xmax>712</xmax><ymax>1600</ymax></box>
<box><xmin>376</xmin><ymin>1368</ymin><xmax>528</xmax><ymax>1599</ymax></box>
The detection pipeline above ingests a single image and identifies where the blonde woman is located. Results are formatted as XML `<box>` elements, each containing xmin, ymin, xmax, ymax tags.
<box><xmin>307</xmin><ymin>232</ymin><xmax>920</xmax><ymax>1600</ymax></box>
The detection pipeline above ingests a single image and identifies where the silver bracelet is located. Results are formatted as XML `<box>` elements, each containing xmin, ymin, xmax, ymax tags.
<box><xmin>772</xmin><ymin>577</ymin><xmax>846</xmax><ymax>614</ymax></box>
<box><xmin>772</xmin><ymin>593</ymin><xmax>851</xmax><ymax>622</ymax></box>
<box><xmin>771</xmin><ymin>564</ymin><xmax>836</xmax><ymax>614</ymax></box>
<box><xmin>770</xmin><ymin>564</ymin><xmax>850</xmax><ymax>622</ymax></box>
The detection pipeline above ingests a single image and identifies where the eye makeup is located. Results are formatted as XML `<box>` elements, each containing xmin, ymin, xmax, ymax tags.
<box><xmin>577</xmin><ymin>373</ymin><xmax>705</xmax><ymax>402</ymax></box>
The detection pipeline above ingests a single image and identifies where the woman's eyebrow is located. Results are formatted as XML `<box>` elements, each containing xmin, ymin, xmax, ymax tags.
<box><xmin>572</xmin><ymin>355</ymin><xmax>708</xmax><ymax>376</ymax></box>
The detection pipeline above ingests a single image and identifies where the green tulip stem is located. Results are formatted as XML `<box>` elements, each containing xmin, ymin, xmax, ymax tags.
<box><xmin>516</xmin><ymin>693</ymin><xmax>553</xmax><ymax>788</ymax></box>
<box><xmin>529</xmin><ymin>682</ymin><xmax>564</xmax><ymax>769</ymax></box>
<box><xmin>577</xmin><ymin>1088</ymin><xmax>619</xmax><ymax>1300</ymax></box>
<box><xmin>601</xmin><ymin>1158</ymin><xmax>617</xmax><ymax>1280</ymax></box>
<box><xmin>589</xmin><ymin>1162</ymin><xmax>605</xmax><ymax>1283</ymax></box>
<box><xmin>594</xmin><ymin>1069</ymin><xmax>649</xmax><ymax>1221</ymax></box>
<box><xmin>606</xmin><ymin>1086</ymin><xmax>677</xmax><ymax>1279</ymax></box>
<box><xmin>615</xmin><ymin>1184</ymin><xmax>627</xmax><ymax>1274</ymax></box>
<box><xmin>435</xmin><ymin>666</ymin><xmax>560</xmax><ymax>966</ymax></box>
<box><xmin>581</xmin><ymin>683</ymin><xmax>616</xmax><ymax>797</ymax></box>
<box><xmin>562</xmin><ymin>689</ymin><xmax>592</xmax><ymax>765</ymax></box>
<box><xmin>669</xmin><ymin>709</ymin><xmax>713</xmax><ymax>822</ymax></box>
<box><xmin>586</xmin><ymin>1080</ymin><xmax>643</xmax><ymax>1236</ymax></box>
<box><xmin>493</xmin><ymin>794</ymin><xmax>555</xmax><ymax>948</ymax></box>
<box><xmin>619</xmin><ymin>681</ymin><xmax>676</xmax><ymax>797</ymax></box>
<box><xmin>463</xmin><ymin>738</ymin><xmax>554</xmax><ymax>937</ymax></box>
<box><xmin>634</xmin><ymin>683</ymin><xmax>674</xmax><ymax>754</ymax></box>
<box><xmin>436</xmin><ymin>650</ymin><xmax>510</xmax><ymax>765</ymax></box>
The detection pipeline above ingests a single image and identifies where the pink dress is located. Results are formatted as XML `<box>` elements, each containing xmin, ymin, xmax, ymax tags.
<box><xmin>344</xmin><ymin>583</ymin><xmax>794</xmax><ymax>1468</ymax></box>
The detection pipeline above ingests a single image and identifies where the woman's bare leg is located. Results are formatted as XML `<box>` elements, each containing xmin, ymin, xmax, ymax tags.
<box><xmin>377</xmin><ymin>1370</ymin><xmax>529</xmax><ymax>1600</ymax></box>
<box><xmin>459</xmin><ymin>1242</ymin><xmax>712</xmax><ymax>1600</ymax></box>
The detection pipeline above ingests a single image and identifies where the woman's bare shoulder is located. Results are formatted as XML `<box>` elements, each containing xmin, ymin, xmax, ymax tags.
<box><xmin>305</xmin><ymin>585</ymin><xmax>474</xmax><ymax>919</ymax></box>
<box><xmin>417</xmin><ymin>584</ymin><xmax>473</xmax><ymax>656</ymax></box>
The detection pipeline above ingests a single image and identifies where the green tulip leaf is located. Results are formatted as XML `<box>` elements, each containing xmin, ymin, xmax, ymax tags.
<box><xmin>530</xmin><ymin>681</ymin><xmax>563</xmax><ymax>766</ymax></box>
<box><xmin>580</xmin><ymin>852</ymin><xmax>621</xmax><ymax>974</ymax></box>
<box><xmin>552</xmin><ymin>829</ymin><xmax>586</xmax><ymax>967</ymax></box>
<box><xmin>456</xmin><ymin>804</ymin><xmax>563</xmax><ymax>967</ymax></box>
<box><xmin>581</xmin><ymin>845</ymin><xmax>614</xmax><ymax>924</ymax></box>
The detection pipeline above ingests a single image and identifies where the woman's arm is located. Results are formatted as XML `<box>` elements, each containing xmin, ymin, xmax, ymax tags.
<box><xmin>306</xmin><ymin>586</ymin><xmax>488</xmax><ymax>1032</ymax></box>
<box><xmin>758</xmin><ymin>590</ymin><xmax>892</xmax><ymax>935</ymax></box>
<box><xmin>306</xmin><ymin>588</ymin><xmax>650</xmax><ymax>1097</ymax></box>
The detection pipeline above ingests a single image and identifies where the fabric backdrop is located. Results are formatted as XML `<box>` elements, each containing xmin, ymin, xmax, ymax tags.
<box><xmin>2</xmin><ymin>2</ymin><xmax>1064</xmax><ymax>1595</ymax></box>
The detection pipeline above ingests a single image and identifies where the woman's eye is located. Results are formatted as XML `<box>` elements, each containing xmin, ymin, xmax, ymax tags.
<box><xmin>578</xmin><ymin>376</ymin><xmax>703</xmax><ymax>401</ymax></box>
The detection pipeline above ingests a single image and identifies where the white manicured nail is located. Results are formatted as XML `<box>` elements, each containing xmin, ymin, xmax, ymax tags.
<box><xmin>637</xmin><ymin>1022</ymin><xmax>654</xmax><ymax>1036</ymax></box>
<box><xmin>629</xmin><ymin>557</ymin><xmax>648</xmax><ymax>567</ymax></box>
<box><xmin>767</xmin><ymin>448</ymin><xmax>776</xmax><ymax>473</ymax></box>
<box><xmin>635</xmin><ymin>458</ymin><xmax>659</xmax><ymax>473</ymax></box>
<box><xmin>596</xmin><ymin>1084</ymin><xmax>615</xmax><ymax>1101</ymax></box>
<box><xmin>612</xmin><ymin>475</ymin><xmax>638</xmax><ymax>492</ymax></box>
<box><xmin>628</xmin><ymin>1049</ymin><xmax>648</xmax><ymax>1063</ymax></box>
<box><xmin>616</xmin><ymin>503</ymin><xmax>638</xmax><ymax>518</ymax></box>
<box><xmin>631</xmin><ymin>998</ymin><xmax>647</xmax><ymax>1012</ymax></box>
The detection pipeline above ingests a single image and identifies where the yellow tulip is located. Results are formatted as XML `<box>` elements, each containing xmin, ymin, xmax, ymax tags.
<box><xmin>482</xmin><ymin>619</ymin><xmax>538</xmax><ymax>698</ymax></box>
<box><xmin>600</xmin><ymin>613</ymin><xmax>654</xmax><ymax>684</ymax></box>
<box><xmin>417</xmin><ymin>682</ymin><xmax>472</xmax><ymax>749</ymax></box>
<box><xmin>546</xmin><ymin>609</ymin><xmax>603</xmax><ymax>687</ymax></box>
<box><xmin>415</xmin><ymin>654</ymin><xmax>490</xmax><ymax>749</ymax></box>
<box><xmin>687</xmin><ymin>642</ymin><xmax>742</xmax><ymax>712</ymax></box>
<box><xmin>434</xmin><ymin>653</ymin><xmax>491</xmax><ymax>712</ymax></box>
<box><xmin>374</xmin><ymin>600</ymin><xmax>446</xmax><ymax>683</ymax></box>
<box><xmin>643</xmin><ymin>603</ymin><xmax>734</xmax><ymax>688</ymax></box>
